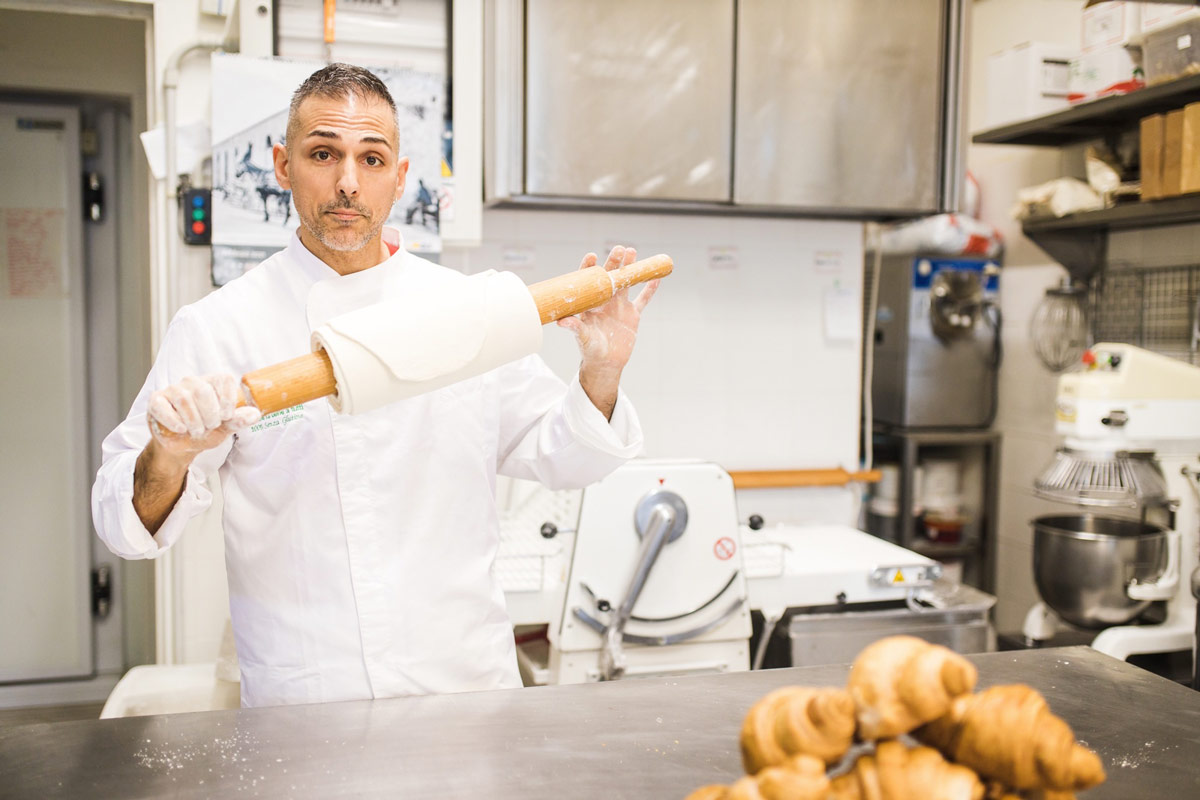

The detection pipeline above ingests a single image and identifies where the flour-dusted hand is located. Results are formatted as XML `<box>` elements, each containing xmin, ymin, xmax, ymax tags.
<box><xmin>135</xmin><ymin>374</ymin><xmax>261</xmax><ymax>535</ymax></box>
<box><xmin>558</xmin><ymin>245</ymin><xmax>659</xmax><ymax>420</ymax></box>
<box><xmin>146</xmin><ymin>374</ymin><xmax>261</xmax><ymax>461</ymax></box>
<box><xmin>557</xmin><ymin>245</ymin><xmax>658</xmax><ymax>371</ymax></box>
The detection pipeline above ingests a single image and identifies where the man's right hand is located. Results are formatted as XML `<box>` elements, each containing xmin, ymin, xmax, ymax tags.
<box><xmin>134</xmin><ymin>375</ymin><xmax>260</xmax><ymax>534</ymax></box>
<box><xmin>147</xmin><ymin>374</ymin><xmax>261</xmax><ymax>461</ymax></box>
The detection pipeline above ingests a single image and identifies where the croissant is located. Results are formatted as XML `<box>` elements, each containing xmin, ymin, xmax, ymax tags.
<box><xmin>828</xmin><ymin>740</ymin><xmax>985</xmax><ymax>800</ymax></box>
<box><xmin>740</xmin><ymin>686</ymin><xmax>857</xmax><ymax>773</ymax></box>
<box><xmin>684</xmin><ymin>787</ymin><xmax>734</xmax><ymax>800</ymax></box>
<box><xmin>914</xmin><ymin>685</ymin><xmax>1104</xmax><ymax>792</ymax></box>
<box><xmin>683</xmin><ymin>755</ymin><xmax>830</xmax><ymax>800</ymax></box>
<box><xmin>847</xmin><ymin>636</ymin><xmax>977</xmax><ymax>740</ymax></box>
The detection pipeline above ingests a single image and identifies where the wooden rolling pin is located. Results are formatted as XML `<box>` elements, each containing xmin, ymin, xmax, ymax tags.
<box><xmin>728</xmin><ymin>468</ymin><xmax>883</xmax><ymax>489</ymax></box>
<box><xmin>239</xmin><ymin>254</ymin><xmax>674</xmax><ymax>415</ymax></box>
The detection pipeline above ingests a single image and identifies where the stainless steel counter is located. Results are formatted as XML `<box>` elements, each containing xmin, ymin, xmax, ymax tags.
<box><xmin>1</xmin><ymin>647</ymin><xmax>1197</xmax><ymax>798</ymax></box>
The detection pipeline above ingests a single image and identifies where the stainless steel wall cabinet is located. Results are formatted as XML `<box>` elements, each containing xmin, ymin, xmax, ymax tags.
<box><xmin>486</xmin><ymin>0</ymin><xmax>966</xmax><ymax>218</ymax></box>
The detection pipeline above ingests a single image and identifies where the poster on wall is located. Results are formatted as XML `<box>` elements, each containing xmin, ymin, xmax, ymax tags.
<box><xmin>210</xmin><ymin>53</ymin><xmax>445</xmax><ymax>286</ymax></box>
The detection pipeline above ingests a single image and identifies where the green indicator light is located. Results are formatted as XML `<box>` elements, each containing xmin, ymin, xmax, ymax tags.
<box><xmin>192</xmin><ymin>209</ymin><xmax>204</xmax><ymax>221</ymax></box>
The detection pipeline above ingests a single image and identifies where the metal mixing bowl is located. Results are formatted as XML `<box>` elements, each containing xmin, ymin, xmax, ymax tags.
<box><xmin>1032</xmin><ymin>514</ymin><xmax>1169</xmax><ymax>629</ymax></box>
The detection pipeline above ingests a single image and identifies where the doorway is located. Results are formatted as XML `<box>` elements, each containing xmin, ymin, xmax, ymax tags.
<box><xmin>0</xmin><ymin>3</ymin><xmax>154</xmax><ymax>708</ymax></box>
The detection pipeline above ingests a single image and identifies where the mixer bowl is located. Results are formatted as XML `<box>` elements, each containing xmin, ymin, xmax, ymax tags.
<box><xmin>1032</xmin><ymin>514</ymin><xmax>1169</xmax><ymax>629</ymax></box>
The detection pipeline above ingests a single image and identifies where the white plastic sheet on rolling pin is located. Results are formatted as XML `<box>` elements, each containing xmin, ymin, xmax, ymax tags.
<box><xmin>311</xmin><ymin>270</ymin><xmax>544</xmax><ymax>415</ymax></box>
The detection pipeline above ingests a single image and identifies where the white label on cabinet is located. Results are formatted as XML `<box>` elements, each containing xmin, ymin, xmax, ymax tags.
<box><xmin>814</xmin><ymin>250</ymin><xmax>843</xmax><ymax>274</ymax></box>
<box><xmin>708</xmin><ymin>245</ymin><xmax>738</xmax><ymax>270</ymax></box>
<box><xmin>502</xmin><ymin>245</ymin><xmax>536</xmax><ymax>272</ymax></box>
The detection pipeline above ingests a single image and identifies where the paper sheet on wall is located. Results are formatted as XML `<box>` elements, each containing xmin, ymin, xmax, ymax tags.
<box><xmin>138</xmin><ymin>121</ymin><xmax>211</xmax><ymax>181</ymax></box>
<box><xmin>1</xmin><ymin>208</ymin><xmax>65</xmax><ymax>298</ymax></box>
<box><xmin>823</xmin><ymin>286</ymin><xmax>858</xmax><ymax>344</ymax></box>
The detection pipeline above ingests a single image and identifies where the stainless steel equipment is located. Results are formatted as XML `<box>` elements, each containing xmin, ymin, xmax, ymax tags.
<box><xmin>6</xmin><ymin>648</ymin><xmax>1200</xmax><ymax>800</ymax></box>
<box><xmin>872</xmin><ymin>254</ymin><xmax>1001</xmax><ymax>428</ymax></box>
<box><xmin>487</xmin><ymin>0</ymin><xmax>970</xmax><ymax>216</ymax></box>
<box><xmin>1032</xmin><ymin>514</ymin><xmax>1169</xmax><ymax>629</ymax></box>
<box><xmin>787</xmin><ymin>583</ymin><xmax>994</xmax><ymax>667</ymax></box>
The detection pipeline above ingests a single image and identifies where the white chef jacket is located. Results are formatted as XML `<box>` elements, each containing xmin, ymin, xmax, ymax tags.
<box><xmin>92</xmin><ymin>228</ymin><xmax>643</xmax><ymax>708</ymax></box>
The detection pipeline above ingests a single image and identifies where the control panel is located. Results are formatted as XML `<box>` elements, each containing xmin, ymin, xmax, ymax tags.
<box><xmin>182</xmin><ymin>188</ymin><xmax>211</xmax><ymax>245</ymax></box>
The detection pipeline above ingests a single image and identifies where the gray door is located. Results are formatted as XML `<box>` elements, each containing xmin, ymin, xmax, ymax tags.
<box><xmin>735</xmin><ymin>0</ymin><xmax>947</xmax><ymax>213</ymax></box>
<box><xmin>0</xmin><ymin>101</ymin><xmax>93</xmax><ymax>682</ymax></box>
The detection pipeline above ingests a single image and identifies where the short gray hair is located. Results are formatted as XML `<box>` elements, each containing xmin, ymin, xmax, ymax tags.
<box><xmin>285</xmin><ymin>63</ymin><xmax>398</xmax><ymax>149</ymax></box>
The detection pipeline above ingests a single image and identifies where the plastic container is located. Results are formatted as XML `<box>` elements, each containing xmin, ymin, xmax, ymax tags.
<box><xmin>99</xmin><ymin>663</ymin><xmax>240</xmax><ymax>718</ymax></box>
<box><xmin>921</xmin><ymin>459</ymin><xmax>962</xmax><ymax>516</ymax></box>
<box><xmin>1144</xmin><ymin>17</ymin><xmax>1200</xmax><ymax>85</ymax></box>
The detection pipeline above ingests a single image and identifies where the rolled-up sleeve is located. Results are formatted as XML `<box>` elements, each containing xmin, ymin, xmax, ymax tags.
<box><xmin>495</xmin><ymin>355</ymin><xmax>643</xmax><ymax>490</ymax></box>
<box><xmin>91</xmin><ymin>307</ymin><xmax>230</xmax><ymax>560</ymax></box>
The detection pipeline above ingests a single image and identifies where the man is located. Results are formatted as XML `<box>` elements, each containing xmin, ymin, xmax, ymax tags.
<box><xmin>92</xmin><ymin>64</ymin><xmax>658</xmax><ymax>708</ymax></box>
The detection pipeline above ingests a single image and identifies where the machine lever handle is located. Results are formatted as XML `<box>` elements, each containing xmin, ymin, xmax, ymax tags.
<box><xmin>599</xmin><ymin>490</ymin><xmax>688</xmax><ymax>681</ymax></box>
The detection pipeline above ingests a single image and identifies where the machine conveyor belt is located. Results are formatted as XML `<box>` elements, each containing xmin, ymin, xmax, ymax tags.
<box><xmin>2</xmin><ymin>647</ymin><xmax>1198</xmax><ymax>798</ymax></box>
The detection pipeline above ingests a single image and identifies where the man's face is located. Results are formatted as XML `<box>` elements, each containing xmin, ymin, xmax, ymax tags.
<box><xmin>273</xmin><ymin>92</ymin><xmax>409</xmax><ymax>254</ymax></box>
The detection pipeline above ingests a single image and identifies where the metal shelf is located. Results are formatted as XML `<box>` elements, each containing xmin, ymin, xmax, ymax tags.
<box><xmin>972</xmin><ymin>73</ymin><xmax>1200</xmax><ymax>146</ymax></box>
<box><xmin>1022</xmin><ymin>194</ymin><xmax>1200</xmax><ymax>233</ymax></box>
<box><xmin>870</xmin><ymin>428</ymin><xmax>1001</xmax><ymax>594</ymax></box>
<box><xmin>1017</xmin><ymin>195</ymin><xmax>1200</xmax><ymax>280</ymax></box>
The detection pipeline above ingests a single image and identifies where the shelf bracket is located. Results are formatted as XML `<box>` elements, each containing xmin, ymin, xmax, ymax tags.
<box><xmin>1022</xmin><ymin>227</ymin><xmax>1107</xmax><ymax>283</ymax></box>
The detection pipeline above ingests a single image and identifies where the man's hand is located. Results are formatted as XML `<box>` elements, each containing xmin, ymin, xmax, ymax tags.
<box><xmin>557</xmin><ymin>245</ymin><xmax>659</xmax><ymax>420</ymax></box>
<box><xmin>134</xmin><ymin>375</ymin><xmax>260</xmax><ymax>534</ymax></box>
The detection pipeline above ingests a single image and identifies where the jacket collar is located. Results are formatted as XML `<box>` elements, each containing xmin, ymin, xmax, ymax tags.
<box><xmin>287</xmin><ymin>225</ymin><xmax>407</xmax><ymax>286</ymax></box>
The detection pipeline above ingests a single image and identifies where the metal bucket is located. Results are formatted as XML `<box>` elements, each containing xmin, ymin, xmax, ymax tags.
<box><xmin>1032</xmin><ymin>514</ymin><xmax>1169</xmax><ymax>629</ymax></box>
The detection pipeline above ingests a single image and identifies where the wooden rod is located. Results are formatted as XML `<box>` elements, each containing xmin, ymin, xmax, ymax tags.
<box><xmin>240</xmin><ymin>348</ymin><xmax>335</xmax><ymax>415</ymax></box>
<box><xmin>728</xmin><ymin>468</ymin><xmax>883</xmax><ymax>490</ymax></box>
<box><xmin>237</xmin><ymin>255</ymin><xmax>674</xmax><ymax>415</ymax></box>
<box><xmin>528</xmin><ymin>254</ymin><xmax>674</xmax><ymax>325</ymax></box>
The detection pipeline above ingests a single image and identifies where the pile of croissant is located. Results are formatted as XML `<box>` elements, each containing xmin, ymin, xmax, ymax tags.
<box><xmin>685</xmin><ymin>636</ymin><xmax>1106</xmax><ymax>800</ymax></box>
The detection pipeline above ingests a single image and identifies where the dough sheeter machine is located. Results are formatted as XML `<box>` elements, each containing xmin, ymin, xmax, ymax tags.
<box><xmin>494</xmin><ymin>459</ymin><xmax>995</xmax><ymax>685</ymax></box>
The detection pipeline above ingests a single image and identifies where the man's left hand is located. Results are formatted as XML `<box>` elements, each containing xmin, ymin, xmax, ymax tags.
<box><xmin>558</xmin><ymin>245</ymin><xmax>659</xmax><ymax>420</ymax></box>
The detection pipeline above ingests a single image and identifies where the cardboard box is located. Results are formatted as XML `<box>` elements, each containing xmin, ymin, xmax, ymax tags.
<box><xmin>1181</xmin><ymin>103</ymin><xmax>1200</xmax><ymax>195</ymax></box>
<box><xmin>985</xmin><ymin>41</ymin><xmax>1073</xmax><ymax>128</ymax></box>
<box><xmin>1141</xmin><ymin>4</ymin><xmax>1200</xmax><ymax>35</ymax></box>
<box><xmin>1162</xmin><ymin>109</ymin><xmax>1185</xmax><ymax>198</ymax></box>
<box><xmin>1069</xmin><ymin>44</ymin><xmax>1142</xmax><ymax>101</ymax></box>
<box><xmin>1141</xmin><ymin>113</ymin><xmax>1164</xmax><ymax>201</ymax></box>
<box><xmin>1082</xmin><ymin>1</ymin><xmax>1140</xmax><ymax>52</ymax></box>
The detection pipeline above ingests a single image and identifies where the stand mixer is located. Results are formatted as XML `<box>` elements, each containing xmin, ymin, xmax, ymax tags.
<box><xmin>1023</xmin><ymin>344</ymin><xmax>1200</xmax><ymax>678</ymax></box>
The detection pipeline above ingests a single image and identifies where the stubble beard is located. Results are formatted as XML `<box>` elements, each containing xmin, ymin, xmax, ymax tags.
<box><xmin>302</xmin><ymin>198</ymin><xmax>392</xmax><ymax>253</ymax></box>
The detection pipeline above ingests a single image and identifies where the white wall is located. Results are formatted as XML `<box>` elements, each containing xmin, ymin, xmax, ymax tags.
<box><xmin>441</xmin><ymin>209</ymin><xmax>866</xmax><ymax>526</ymax></box>
<box><xmin>968</xmin><ymin>0</ymin><xmax>1084</xmax><ymax>632</ymax></box>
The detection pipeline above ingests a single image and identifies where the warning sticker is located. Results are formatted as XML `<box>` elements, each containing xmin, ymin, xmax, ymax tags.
<box><xmin>713</xmin><ymin>537</ymin><xmax>736</xmax><ymax>561</ymax></box>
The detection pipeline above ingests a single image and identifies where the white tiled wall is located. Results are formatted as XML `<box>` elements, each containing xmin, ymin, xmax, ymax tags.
<box><xmin>992</xmin><ymin>263</ymin><xmax>1074</xmax><ymax>630</ymax></box>
<box><xmin>442</xmin><ymin>208</ymin><xmax>866</xmax><ymax>525</ymax></box>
